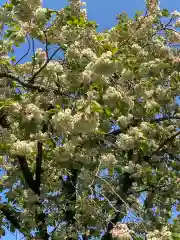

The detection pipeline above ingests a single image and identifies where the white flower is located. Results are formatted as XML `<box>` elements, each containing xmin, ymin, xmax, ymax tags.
<box><xmin>34</xmin><ymin>7</ymin><xmax>47</xmax><ymax>22</ymax></box>
<box><xmin>124</xmin><ymin>161</ymin><xmax>136</xmax><ymax>173</ymax></box>
<box><xmin>174</xmin><ymin>18</ymin><xmax>180</xmax><ymax>28</ymax></box>
<box><xmin>81</xmin><ymin>48</ymin><xmax>97</xmax><ymax>62</ymax></box>
<box><xmin>144</xmin><ymin>90</ymin><xmax>154</xmax><ymax>98</ymax></box>
<box><xmin>73</xmin><ymin>111</ymin><xmax>99</xmax><ymax>134</ymax></box>
<box><xmin>53</xmin><ymin>142</ymin><xmax>75</xmax><ymax>163</ymax></box>
<box><xmin>118</xmin><ymin>114</ymin><xmax>133</xmax><ymax>128</ymax></box>
<box><xmin>140</xmin><ymin>122</ymin><xmax>151</xmax><ymax>132</ymax></box>
<box><xmin>104</xmin><ymin>87</ymin><xmax>122</xmax><ymax>106</ymax></box>
<box><xmin>101</xmin><ymin>153</ymin><xmax>117</xmax><ymax>167</ymax></box>
<box><xmin>131</xmin><ymin>43</ymin><xmax>142</xmax><ymax>53</ymax></box>
<box><xmin>111</xmin><ymin>223</ymin><xmax>132</xmax><ymax>240</ymax></box>
<box><xmin>35</xmin><ymin>48</ymin><xmax>47</xmax><ymax>64</ymax></box>
<box><xmin>116</xmin><ymin>133</ymin><xmax>135</xmax><ymax>150</ymax></box>
<box><xmin>80</xmin><ymin>8</ymin><xmax>87</xmax><ymax>19</ymax></box>
<box><xmin>14</xmin><ymin>31</ymin><xmax>25</xmax><ymax>42</ymax></box>
<box><xmin>11</xmin><ymin>140</ymin><xmax>36</xmax><ymax>156</ymax></box>
<box><xmin>52</xmin><ymin>109</ymin><xmax>73</xmax><ymax>133</ymax></box>
<box><xmin>171</xmin><ymin>10</ymin><xmax>180</xmax><ymax>18</ymax></box>
<box><xmin>121</xmin><ymin>68</ymin><xmax>133</xmax><ymax>80</ymax></box>
<box><xmin>25</xmin><ymin>104</ymin><xmax>44</xmax><ymax>123</ymax></box>
<box><xmin>93</xmin><ymin>51</ymin><xmax>117</xmax><ymax>76</ymax></box>
<box><xmin>145</xmin><ymin>100</ymin><xmax>158</xmax><ymax>111</ymax></box>
<box><xmin>169</xmin><ymin>32</ymin><xmax>180</xmax><ymax>43</ymax></box>
<box><xmin>118</xmin><ymin>115</ymin><xmax>128</xmax><ymax>128</ymax></box>
<box><xmin>12</xmin><ymin>102</ymin><xmax>22</xmax><ymax>114</ymax></box>
<box><xmin>47</xmin><ymin>61</ymin><xmax>63</xmax><ymax>73</ymax></box>
<box><xmin>66</xmin><ymin>42</ymin><xmax>81</xmax><ymax>59</ymax></box>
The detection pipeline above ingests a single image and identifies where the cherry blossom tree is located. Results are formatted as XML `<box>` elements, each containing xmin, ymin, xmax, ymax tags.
<box><xmin>0</xmin><ymin>0</ymin><xmax>180</xmax><ymax>239</ymax></box>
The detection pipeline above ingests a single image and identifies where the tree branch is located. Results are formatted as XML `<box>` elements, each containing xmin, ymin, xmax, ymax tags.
<box><xmin>30</xmin><ymin>46</ymin><xmax>61</xmax><ymax>84</ymax></box>
<box><xmin>14</xmin><ymin>35</ymin><xmax>31</xmax><ymax>66</ymax></box>
<box><xmin>17</xmin><ymin>156</ymin><xmax>39</xmax><ymax>195</ymax></box>
<box><xmin>101</xmin><ymin>172</ymin><xmax>134</xmax><ymax>240</ymax></box>
<box><xmin>0</xmin><ymin>72</ymin><xmax>46</xmax><ymax>92</ymax></box>
<box><xmin>35</xmin><ymin>202</ymin><xmax>49</xmax><ymax>240</ymax></box>
<box><xmin>0</xmin><ymin>205</ymin><xmax>21</xmax><ymax>230</ymax></box>
<box><xmin>61</xmin><ymin>169</ymin><xmax>79</xmax><ymax>225</ymax></box>
<box><xmin>108</xmin><ymin>116</ymin><xmax>180</xmax><ymax>137</ymax></box>
<box><xmin>18</xmin><ymin>146</ymin><xmax>49</xmax><ymax>239</ymax></box>
<box><xmin>152</xmin><ymin>130</ymin><xmax>180</xmax><ymax>155</ymax></box>
<box><xmin>35</xmin><ymin>142</ymin><xmax>43</xmax><ymax>193</ymax></box>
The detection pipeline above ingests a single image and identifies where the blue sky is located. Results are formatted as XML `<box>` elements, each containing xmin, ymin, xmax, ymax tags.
<box><xmin>0</xmin><ymin>0</ymin><xmax>179</xmax><ymax>239</ymax></box>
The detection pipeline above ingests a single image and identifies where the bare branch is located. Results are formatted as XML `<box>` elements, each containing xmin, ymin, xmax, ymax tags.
<box><xmin>15</xmin><ymin>35</ymin><xmax>31</xmax><ymax>66</ymax></box>
<box><xmin>43</xmin><ymin>30</ymin><xmax>49</xmax><ymax>59</ymax></box>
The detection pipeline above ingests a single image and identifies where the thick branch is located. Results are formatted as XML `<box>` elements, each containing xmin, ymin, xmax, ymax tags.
<box><xmin>0</xmin><ymin>72</ymin><xmax>46</xmax><ymax>92</ymax></box>
<box><xmin>35</xmin><ymin>202</ymin><xmax>49</xmax><ymax>240</ymax></box>
<box><xmin>0</xmin><ymin>205</ymin><xmax>21</xmax><ymax>230</ymax></box>
<box><xmin>35</xmin><ymin>142</ymin><xmax>43</xmax><ymax>193</ymax></box>
<box><xmin>18</xmin><ymin>149</ymin><xmax>49</xmax><ymax>239</ymax></box>
<box><xmin>18</xmin><ymin>156</ymin><xmax>39</xmax><ymax>195</ymax></box>
<box><xmin>82</xmin><ymin>235</ymin><xmax>89</xmax><ymax>240</ymax></box>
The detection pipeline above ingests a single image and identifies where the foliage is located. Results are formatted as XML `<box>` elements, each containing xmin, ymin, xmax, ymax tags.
<box><xmin>0</xmin><ymin>0</ymin><xmax>179</xmax><ymax>239</ymax></box>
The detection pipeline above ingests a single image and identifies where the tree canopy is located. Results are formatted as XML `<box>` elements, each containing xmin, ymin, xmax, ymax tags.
<box><xmin>0</xmin><ymin>0</ymin><xmax>180</xmax><ymax>239</ymax></box>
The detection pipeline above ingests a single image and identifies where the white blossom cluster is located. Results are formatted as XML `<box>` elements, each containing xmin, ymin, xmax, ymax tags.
<box><xmin>92</xmin><ymin>51</ymin><xmax>117</xmax><ymax>77</ymax></box>
<box><xmin>100</xmin><ymin>153</ymin><xmax>117</xmax><ymax>167</ymax></box>
<box><xmin>24</xmin><ymin>103</ymin><xmax>44</xmax><ymax>123</ymax></box>
<box><xmin>12</xmin><ymin>102</ymin><xmax>44</xmax><ymax>124</ymax></box>
<box><xmin>147</xmin><ymin>226</ymin><xmax>172</xmax><ymax>240</ymax></box>
<box><xmin>52</xmin><ymin>106</ymin><xmax>99</xmax><ymax>134</ymax></box>
<box><xmin>35</xmin><ymin>48</ymin><xmax>47</xmax><ymax>64</ymax></box>
<box><xmin>11</xmin><ymin>140</ymin><xmax>36</xmax><ymax>156</ymax></box>
<box><xmin>111</xmin><ymin>223</ymin><xmax>133</xmax><ymax>240</ymax></box>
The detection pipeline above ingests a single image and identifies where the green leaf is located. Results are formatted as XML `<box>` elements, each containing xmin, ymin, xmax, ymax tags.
<box><xmin>134</xmin><ymin>10</ymin><xmax>144</xmax><ymax>21</ymax></box>
<box><xmin>91</xmin><ymin>101</ymin><xmax>103</xmax><ymax>113</ymax></box>
<box><xmin>10</xmin><ymin>55</ymin><xmax>16</xmax><ymax>63</ymax></box>
<box><xmin>3</xmin><ymin>3</ymin><xmax>13</xmax><ymax>10</ymax></box>
<box><xmin>172</xmin><ymin>233</ymin><xmax>180</xmax><ymax>239</ymax></box>
<box><xmin>103</xmin><ymin>107</ymin><xmax>112</xmax><ymax>118</ymax></box>
<box><xmin>161</xmin><ymin>8</ymin><xmax>169</xmax><ymax>17</ymax></box>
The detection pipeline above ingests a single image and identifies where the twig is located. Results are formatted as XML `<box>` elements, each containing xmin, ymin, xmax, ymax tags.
<box><xmin>152</xmin><ymin>130</ymin><xmax>180</xmax><ymax>154</ymax></box>
<box><xmin>95</xmin><ymin>175</ymin><xmax>127</xmax><ymax>206</ymax></box>
<box><xmin>30</xmin><ymin>46</ymin><xmax>61</xmax><ymax>83</ymax></box>
<box><xmin>15</xmin><ymin>35</ymin><xmax>31</xmax><ymax>66</ymax></box>
<box><xmin>43</xmin><ymin>30</ymin><xmax>49</xmax><ymax>59</ymax></box>
<box><xmin>31</xmin><ymin>38</ymin><xmax>36</xmax><ymax>75</ymax></box>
